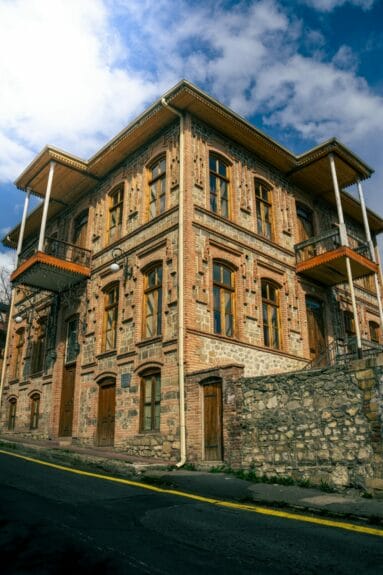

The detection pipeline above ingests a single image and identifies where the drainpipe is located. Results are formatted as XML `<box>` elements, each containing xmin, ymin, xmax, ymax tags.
<box><xmin>329</xmin><ymin>153</ymin><xmax>362</xmax><ymax>358</ymax></box>
<box><xmin>17</xmin><ymin>187</ymin><xmax>32</xmax><ymax>262</ymax></box>
<box><xmin>356</xmin><ymin>179</ymin><xmax>383</xmax><ymax>331</ymax></box>
<box><xmin>38</xmin><ymin>161</ymin><xmax>55</xmax><ymax>252</ymax></box>
<box><xmin>161</xmin><ymin>98</ymin><xmax>186</xmax><ymax>468</ymax></box>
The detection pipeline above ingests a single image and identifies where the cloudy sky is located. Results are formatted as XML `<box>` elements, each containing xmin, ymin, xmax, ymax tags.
<box><xmin>1</xmin><ymin>0</ymin><xmax>382</xmax><ymax>268</ymax></box>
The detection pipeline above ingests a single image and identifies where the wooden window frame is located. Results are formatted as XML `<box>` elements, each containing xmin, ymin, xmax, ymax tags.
<box><xmin>102</xmin><ymin>284</ymin><xmax>119</xmax><ymax>352</ymax></box>
<box><xmin>209</xmin><ymin>153</ymin><xmax>230</xmax><ymax>218</ymax></box>
<box><xmin>30</xmin><ymin>319</ymin><xmax>46</xmax><ymax>376</ymax></box>
<box><xmin>30</xmin><ymin>393</ymin><xmax>40</xmax><ymax>430</ymax></box>
<box><xmin>72</xmin><ymin>208</ymin><xmax>89</xmax><ymax>247</ymax></box>
<box><xmin>108</xmin><ymin>186</ymin><xmax>124</xmax><ymax>244</ymax></box>
<box><xmin>13</xmin><ymin>328</ymin><xmax>25</xmax><ymax>380</ymax></box>
<box><xmin>369</xmin><ymin>320</ymin><xmax>380</xmax><ymax>344</ymax></box>
<box><xmin>140</xmin><ymin>371</ymin><xmax>161</xmax><ymax>432</ymax></box>
<box><xmin>148</xmin><ymin>156</ymin><xmax>166</xmax><ymax>220</ymax></box>
<box><xmin>255</xmin><ymin>179</ymin><xmax>273</xmax><ymax>240</ymax></box>
<box><xmin>8</xmin><ymin>398</ymin><xmax>17</xmax><ymax>431</ymax></box>
<box><xmin>213</xmin><ymin>261</ymin><xmax>235</xmax><ymax>337</ymax></box>
<box><xmin>65</xmin><ymin>315</ymin><xmax>79</xmax><ymax>364</ymax></box>
<box><xmin>143</xmin><ymin>265</ymin><xmax>163</xmax><ymax>339</ymax></box>
<box><xmin>261</xmin><ymin>279</ymin><xmax>281</xmax><ymax>349</ymax></box>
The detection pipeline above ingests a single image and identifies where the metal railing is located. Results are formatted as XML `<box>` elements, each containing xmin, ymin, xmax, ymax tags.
<box><xmin>19</xmin><ymin>237</ymin><xmax>91</xmax><ymax>268</ymax></box>
<box><xmin>304</xmin><ymin>336</ymin><xmax>383</xmax><ymax>370</ymax></box>
<box><xmin>295</xmin><ymin>229</ymin><xmax>372</xmax><ymax>264</ymax></box>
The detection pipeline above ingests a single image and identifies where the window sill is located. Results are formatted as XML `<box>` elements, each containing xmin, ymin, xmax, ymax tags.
<box><xmin>136</xmin><ymin>336</ymin><xmax>162</xmax><ymax>347</ymax></box>
<box><xmin>96</xmin><ymin>350</ymin><xmax>117</xmax><ymax>360</ymax></box>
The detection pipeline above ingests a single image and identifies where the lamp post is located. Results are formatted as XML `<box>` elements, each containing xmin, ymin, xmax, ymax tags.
<box><xmin>109</xmin><ymin>248</ymin><xmax>132</xmax><ymax>280</ymax></box>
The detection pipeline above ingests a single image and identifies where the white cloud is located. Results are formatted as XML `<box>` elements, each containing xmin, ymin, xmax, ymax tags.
<box><xmin>300</xmin><ymin>0</ymin><xmax>374</xmax><ymax>11</ymax></box>
<box><xmin>0</xmin><ymin>250</ymin><xmax>16</xmax><ymax>272</ymax></box>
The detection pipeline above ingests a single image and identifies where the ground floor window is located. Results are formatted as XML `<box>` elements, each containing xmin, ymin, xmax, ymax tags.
<box><xmin>140</xmin><ymin>371</ymin><xmax>161</xmax><ymax>432</ymax></box>
<box><xmin>8</xmin><ymin>398</ymin><xmax>17</xmax><ymax>431</ymax></box>
<box><xmin>30</xmin><ymin>393</ymin><xmax>40</xmax><ymax>429</ymax></box>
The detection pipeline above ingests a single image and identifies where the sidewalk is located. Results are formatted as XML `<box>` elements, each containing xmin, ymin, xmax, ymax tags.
<box><xmin>1</xmin><ymin>434</ymin><xmax>383</xmax><ymax>525</ymax></box>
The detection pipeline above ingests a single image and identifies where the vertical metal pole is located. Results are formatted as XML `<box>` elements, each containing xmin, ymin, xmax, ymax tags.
<box><xmin>329</xmin><ymin>154</ymin><xmax>362</xmax><ymax>356</ymax></box>
<box><xmin>356</xmin><ymin>179</ymin><xmax>383</xmax><ymax>331</ymax></box>
<box><xmin>16</xmin><ymin>188</ymin><xmax>32</xmax><ymax>262</ymax></box>
<box><xmin>38</xmin><ymin>161</ymin><xmax>55</xmax><ymax>252</ymax></box>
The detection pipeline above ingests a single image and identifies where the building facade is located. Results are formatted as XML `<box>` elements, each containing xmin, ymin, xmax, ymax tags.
<box><xmin>1</xmin><ymin>81</ymin><xmax>382</xmax><ymax>465</ymax></box>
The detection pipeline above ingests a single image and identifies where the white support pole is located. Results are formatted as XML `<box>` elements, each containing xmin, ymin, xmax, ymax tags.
<box><xmin>356</xmin><ymin>179</ymin><xmax>383</xmax><ymax>331</ymax></box>
<box><xmin>38</xmin><ymin>161</ymin><xmax>55</xmax><ymax>252</ymax></box>
<box><xmin>16</xmin><ymin>188</ymin><xmax>32</xmax><ymax>262</ymax></box>
<box><xmin>345</xmin><ymin>256</ymin><xmax>363</xmax><ymax>357</ymax></box>
<box><xmin>329</xmin><ymin>153</ymin><xmax>348</xmax><ymax>246</ymax></box>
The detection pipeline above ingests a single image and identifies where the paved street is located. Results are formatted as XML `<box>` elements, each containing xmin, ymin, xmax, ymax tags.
<box><xmin>1</xmin><ymin>451</ymin><xmax>383</xmax><ymax>574</ymax></box>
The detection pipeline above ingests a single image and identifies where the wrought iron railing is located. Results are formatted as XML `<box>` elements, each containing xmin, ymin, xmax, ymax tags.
<box><xmin>304</xmin><ymin>336</ymin><xmax>383</xmax><ymax>370</ymax></box>
<box><xmin>19</xmin><ymin>237</ymin><xmax>91</xmax><ymax>268</ymax></box>
<box><xmin>295</xmin><ymin>229</ymin><xmax>372</xmax><ymax>265</ymax></box>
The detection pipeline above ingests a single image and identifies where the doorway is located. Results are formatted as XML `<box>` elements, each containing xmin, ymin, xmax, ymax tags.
<box><xmin>97</xmin><ymin>379</ymin><xmax>116</xmax><ymax>447</ymax></box>
<box><xmin>59</xmin><ymin>364</ymin><xmax>76</xmax><ymax>436</ymax></box>
<box><xmin>203</xmin><ymin>380</ymin><xmax>223</xmax><ymax>461</ymax></box>
<box><xmin>306</xmin><ymin>296</ymin><xmax>326</xmax><ymax>364</ymax></box>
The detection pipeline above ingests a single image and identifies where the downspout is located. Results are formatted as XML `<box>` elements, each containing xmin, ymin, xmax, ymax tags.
<box><xmin>161</xmin><ymin>98</ymin><xmax>186</xmax><ymax>467</ymax></box>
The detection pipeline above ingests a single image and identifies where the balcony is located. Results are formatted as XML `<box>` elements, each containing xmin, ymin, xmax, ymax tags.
<box><xmin>11</xmin><ymin>237</ymin><xmax>91</xmax><ymax>292</ymax></box>
<box><xmin>295</xmin><ymin>229</ymin><xmax>378</xmax><ymax>286</ymax></box>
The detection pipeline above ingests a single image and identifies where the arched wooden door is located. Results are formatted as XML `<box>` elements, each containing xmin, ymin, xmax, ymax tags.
<box><xmin>97</xmin><ymin>379</ymin><xmax>116</xmax><ymax>447</ymax></box>
<box><xmin>203</xmin><ymin>380</ymin><xmax>223</xmax><ymax>461</ymax></box>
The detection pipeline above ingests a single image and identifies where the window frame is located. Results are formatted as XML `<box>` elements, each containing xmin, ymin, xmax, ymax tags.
<box><xmin>30</xmin><ymin>393</ymin><xmax>40</xmax><ymax>430</ymax></box>
<box><xmin>148</xmin><ymin>156</ymin><xmax>167</xmax><ymax>220</ymax></box>
<box><xmin>255</xmin><ymin>179</ymin><xmax>273</xmax><ymax>240</ymax></box>
<box><xmin>8</xmin><ymin>398</ymin><xmax>17</xmax><ymax>431</ymax></box>
<box><xmin>65</xmin><ymin>315</ymin><xmax>79</xmax><ymax>364</ymax></box>
<box><xmin>213</xmin><ymin>261</ymin><xmax>235</xmax><ymax>337</ymax></box>
<box><xmin>369</xmin><ymin>320</ymin><xmax>380</xmax><ymax>344</ymax></box>
<box><xmin>13</xmin><ymin>328</ymin><xmax>25</xmax><ymax>380</ymax></box>
<box><xmin>261</xmin><ymin>279</ymin><xmax>281</xmax><ymax>350</ymax></box>
<box><xmin>102</xmin><ymin>284</ymin><xmax>119</xmax><ymax>353</ymax></box>
<box><xmin>209</xmin><ymin>153</ymin><xmax>230</xmax><ymax>218</ymax></box>
<box><xmin>108</xmin><ymin>185</ymin><xmax>124</xmax><ymax>243</ymax></box>
<box><xmin>140</xmin><ymin>370</ymin><xmax>161</xmax><ymax>432</ymax></box>
<box><xmin>143</xmin><ymin>264</ymin><xmax>163</xmax><ymax>339</ymax></box>
<box><xmin>30</xmin><ymin>319</ymin><xmax>46</xmax><ymax>376</ymax></box>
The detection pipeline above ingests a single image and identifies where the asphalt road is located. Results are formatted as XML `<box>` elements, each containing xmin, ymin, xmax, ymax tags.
<box><xmin>0</xmin><ymin>452</ymin><xmax>382</xmax><ymax>574</ymax></box>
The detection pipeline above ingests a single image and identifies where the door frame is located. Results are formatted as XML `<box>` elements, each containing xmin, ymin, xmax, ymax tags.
<box><xmin>201</xmin><ymin>377</ymin><xmax>223</xmax><ymax>462</ymax></box>
<box><xmin>96</xmin><ymin>377</ymin><xmax>116</xmax><ymax>447</ymax></box>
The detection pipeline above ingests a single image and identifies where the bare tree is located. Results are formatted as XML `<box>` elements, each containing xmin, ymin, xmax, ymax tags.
<box><xmin>0</xmin><ymin>251</ymin><xmax>16</xmax><ymax>305</ymax></box>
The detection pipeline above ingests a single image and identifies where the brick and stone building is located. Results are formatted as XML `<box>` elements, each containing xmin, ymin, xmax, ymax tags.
<box><xmin>1</xmin><ymin>81</ymin><xmax>382</xmax><ymax>482</ymax></box>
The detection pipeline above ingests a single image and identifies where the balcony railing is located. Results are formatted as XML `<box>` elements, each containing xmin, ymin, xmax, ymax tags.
<box><xmin>295</xmin><ymin>229</ymin><xmax>372</xmax><ymax>265</ymax></box>
<box><xmin>304</xmin><ymin>337</ymin><xmax>383</xmax><ymax>370</ymax></box>
<box><xmin>19</xmin><ymin>237</ymin><xmax>91</xmax><ymax>268</ymax></box>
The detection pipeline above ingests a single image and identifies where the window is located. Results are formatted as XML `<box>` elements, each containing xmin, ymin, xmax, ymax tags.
<box><xmin>8</xmin><ymin>398</ymin><xmax>17</xmax><ymax>431</ymax></box>
<box><xmin>65</xmin><ymin>316</ymin><xmax>79</xmax><ymax>364</ymax></box>
<box><xmin>73</xmin><ymin>209</ymin><xmax>88</xmax><ymax>248</ymax></box>
<box><xmin>13</xmin><ymin>328</ymin><xmax>25</xmax><ymax>379</ymax></box>
<box><xmin>209</xmin><ymin>154</ymin><xmax>229</xmax><ymax>218</ymax></box>
<box><xmin>143</xmin><ymin>265</ymin><xmax>163</xmax><ymax>338</ymax></box>
<box><xmin>102</xmin><ymin>285</ymin><xmax>119</xmax><ymax>352</ymax></box>
<box><xmin>255</xmin><ymin>179</ymin><xmax>272</xmax><ymax>239</ymax></box>
<box><xmin>141</xmin><ymin>371</ymin><xmax>161</xmax><ymax>431</ymax></box>
<box><xmin>31</xmin><ymin>319</ymin><xmax>46</xmax><ymax>375</ymax></box>
<box><xmin>213</xmin><ymin>262</ymin><xmax>234</xmax><ymax>337</ymax></box>
<box><xmin>148</xmin><ymin>157</ymin><xmax>166</xmax><ymax>219</ymax></box>
<box><xmin>369</xmin><ymin>321</ymin><xmax>380</xmax><ymax>344</ymax></box>
<box><xmin>262</xmin><ymin>280</ymin><xmax>281</xmax><ymax>349</ymax></box>
<box><xmin>344</xmin><ymin>311</ymin><xmax>355</xmax><ymax>338</ymax></box>
<box><xmin>108</xmin><ymin>186</ymin><xmax>124</xmax><ymax>243</ymax></box>
<box><xmin>30</xmin><ymin>393</ymin><xmax>40</xmax><ymax>430</ymax></box>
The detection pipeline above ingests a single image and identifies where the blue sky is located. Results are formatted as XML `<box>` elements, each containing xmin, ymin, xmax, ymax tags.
<box><xmin>1</xmin><ymin>0</ymin><xmax>383</xmax><ymax>268</ymax></box>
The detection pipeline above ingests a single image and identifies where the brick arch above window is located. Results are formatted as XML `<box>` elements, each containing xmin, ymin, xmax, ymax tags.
<box><xmin>95</xmin><ymin>371</ymin><xmax>118</xmax><ymax>383</ymax></box>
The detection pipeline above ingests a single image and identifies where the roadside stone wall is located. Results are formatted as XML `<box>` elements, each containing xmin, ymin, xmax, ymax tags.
<box><xmin>223</xmin><ymin>356</ymin><xmax>383</xmax><ymax>488</ymax></box>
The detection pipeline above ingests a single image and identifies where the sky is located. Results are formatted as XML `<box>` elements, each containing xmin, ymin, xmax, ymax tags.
<box><xmin>1</xmin><ymin>0</ymin><xmax>383</xmax><ymax>271</ymax></box>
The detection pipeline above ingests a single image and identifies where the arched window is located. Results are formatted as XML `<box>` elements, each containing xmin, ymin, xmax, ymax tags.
<box><xmin>140</xmin><ymin>370</ymin><xmax>161</xmax><ymax>432</ymax></box>
<box><xmin>143</xmin><ymin>265</ymin><xmax>163</xmax><ymax>338</ymax></box>
<box><xmin>255</xmin><ymin>179</ymin><xmax>272</xmax><ymax>239</ymax></box>
<box><xmin>148</xmin><ymin>156</ymin><xmax>166</xmax><ymax>219</ymax></box>
<box><xmin>108</xmin><ymin>186</ymin><xmax>124</xmax><ymax>243</ymax></box>
<box><xmin>8</xmin><ymin>398</ymin><xmax>17</xmax><ymax>431</ymax></box>
<box><xmin>102</xmin><ymin>284</ymin><xmax>119</xmax><ymax>352</ymax></box>
<box><xmin>369</xmin><ymin>320</ymin><xmax>380</xmax><ymax>344</ymax></box>
<box><xmin>30</xmin><ymin>393</ymin><xmax>40</xmax><ymax>430</ymax></box>
<box><xmin>213</xmin><ymin>262</ymin><xmax>234</xmax><ymax>337</ymax></box>
<box><xmin>262</xmin><ymin>280</ymin><xmax>281</xmax><ymax>349</ymax></box>
<box><xmin>209</xmin><ymin>153</ymin><xmax>230</xmax><ymax>218</ymax></box>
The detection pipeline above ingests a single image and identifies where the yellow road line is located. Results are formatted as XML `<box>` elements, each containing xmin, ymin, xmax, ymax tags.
<box><xmin>1</xmin><ymin>448</ymin><xmax>382</xmax><ymax>538</ymax></box>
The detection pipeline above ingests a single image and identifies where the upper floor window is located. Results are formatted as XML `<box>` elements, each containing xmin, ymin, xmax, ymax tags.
<box><xmin>66</xmin><ymin>316</ymin><xmax>79</xmax><ymax>364</ymax></box>
<box><xmin>262</xmin><ymin>280</ymin><xmax>280</xmax><ymax>349</ymax></box>
<box><xmin>296</xmin><ymin>203</ymin><xmax>314</xmax><ymax>242</ymax></box>
<box><xmin>213</xmin><ymin>262</ymin><xmax>234</xmax><ymax>337</ymax></box>
<box><xmin>73</xmin><ymin>209</ymin><xmax>89</xmax><ymax>248</ymax></box>
<box><xmin>140</xmin><ymin>371</ymin><xmax>161</xmax><ymax>432</ymax></box>
<box><xmin>369</xmin><ymin>320</ymin><xmax>380</xmax><ymax>344</ymax></box>
<box><xmin>108</xmin><ymin>186</ymin><xmax>124</xmax><ymax>243</ymax></box>
<box><xmin>148</xmin><ymin>157</ymin><xmax>166</xmax><ymax>220</ymax></box>
<box><xmin>8</xmin><ymin>398</ymin><xmax>17</xmax><ymax>431</ymax></box>
<box><xmin>143</xmin><ymin>265</ymin><xmax>163</xmax><ymax>338</ymax></box>
<box><xmin>255</xmin><ymin>180</ymin><xmax>272</xmax><ymax>240</ymax></box>
<box><xmin>344</xmin><ymin>310</ymin><xmax>355</xmax><ymax>339</ymax></box>
<box><xmin>30</xmin><ymin>393</ymin><xmax>40</xmax><ymax>430</ymax></box>
<box><xmin>13</xmin><ymin>328</ymin><xmax>25</xmax><ymax>380</ymax></box>
<box><xmin>102</xmin><ymin>285</ymin><xmax>119</xmax><ymax>352</ymax></box>
<box><xmin>31</xmin><ymin>319</ymin><xmax>46</xmax><ymax>375</ymax></box>
<box><xmin>209</xmin><ymin>154</ymin><xmax>229</xmax><ymax>218</ymax></box>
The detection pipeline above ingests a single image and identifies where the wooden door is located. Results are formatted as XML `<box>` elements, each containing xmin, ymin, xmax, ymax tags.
<box><xmin>203</xmin><ymin>381</ymin><xmax>223</xmax><ymax>461</ymax></box>
<box><xmin>59</xmin><ymin>365</ymin><xmax>76</xmax><ymax>437</ymax></box>
<box><xmin>306</xmin><ymin>297</ymin><xmax>326</xmax><ymax>363</ymax></box>
<box><xmin>97</xmin><ymin>380</ymin><xmax>116</xmax><ymax>447</ymax></box>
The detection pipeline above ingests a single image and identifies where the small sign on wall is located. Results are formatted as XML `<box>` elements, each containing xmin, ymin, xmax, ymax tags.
<box><xmin>121</xmin><ymin>373</ymin><xmax>131</xmax><ymax>389</ymax></box>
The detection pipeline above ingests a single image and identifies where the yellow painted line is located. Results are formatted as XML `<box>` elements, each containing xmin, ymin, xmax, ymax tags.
<box><xmin>1</xmin><ymin>448</ymin><xmax>383</xmax><ymax>538</ymax></box>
